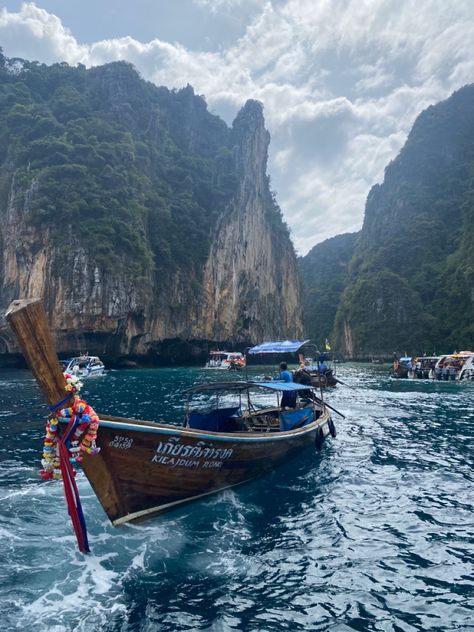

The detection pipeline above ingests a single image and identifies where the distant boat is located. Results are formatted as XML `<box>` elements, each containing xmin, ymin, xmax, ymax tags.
<box><xmin>5</xmin><ymin>299</ymin><xmax>336</xmax><ymax>550</ymax></box>
<box><xmin>247</xmin><ymin>340</ymin><xmax>339</xmax><ymax>388</ymax></box>
<box><xmin>300</xmin><ymin>354</ymin><xmax>338</xmax><ymax>388</ymax></box>
<box><xmin>392</xmin><ymin>356</ymin><xmax>413</xmax><ymax>378</ymax></box>
<box><xmin>392</xmin><ymin>352</ymin><xmax>474</xmax><ymax>381</ymax></box>
<box><xmin>204</xmin><ymin>350</ymin><xmax>246</xmax><ymax>370</ymax></box>
<box><xmin>409</xmin><ymin>356</ymin><xmax>438</xmax><ymax>379</ymax></box>
<box><xmin>59</xmin><ymin>355</ymin><xmax>105</xmax><ymax>378</ymax></box>
<box><xmin>433</xmin><ymin>352</ymin><xmax>474</xmax><ymax>381</ymax></box>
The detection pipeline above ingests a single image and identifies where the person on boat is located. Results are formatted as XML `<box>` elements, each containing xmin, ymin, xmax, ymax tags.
<box><xmin>277</xmin><ymin>362</ymin><xmax>297</xmax><ymax>409</ymax></box>
<box><xmin>278</xmin><ymin>362</ymin><xmax>292</xmax><ymax>382</ymax></box>
<box><xmin>415</xmin><ymin>359</ymin><xmax>422</xmax><ymax>379</ymax></box>
<box><xmin>293</xmin><ymin>367</ymin><xmax>314</xmax><ymax>400</ymax></box>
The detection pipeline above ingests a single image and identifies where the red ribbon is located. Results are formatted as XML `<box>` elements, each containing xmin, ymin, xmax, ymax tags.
<box><xmin>58</xmin><ymin>415</ymin><xmax>90</xmax><ymax>553</ymax></box>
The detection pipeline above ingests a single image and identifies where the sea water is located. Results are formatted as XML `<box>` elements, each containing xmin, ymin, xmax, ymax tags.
<box><xmin>0</xmin><ymin>365</ymin><xmax>472</xmax><ymax>631</ymax></box>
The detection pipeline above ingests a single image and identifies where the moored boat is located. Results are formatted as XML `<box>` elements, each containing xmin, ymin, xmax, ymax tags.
<box><xmin>392</xmin><ymin>352</ymin><xmax>474</xmax><ymax>381</ymax></box>
<box><xmin>392</xmin><ymin>356</ymin><xmax>413</xmax><ymax>378</ymax></box>
<box><xmin>434</xmin><ymin>351</ymin><xmax>474</xmax><ymax>381</ymax></box>
<box><xmin>247</xmin><ymin>340</ymin><xmax>339</xmax><ymax>388</ymax></box>
<box><xmin>59</xmin><ymin>354</ymin><xmax>105</xmax><ymax>378</ymax></box>
<box><xmin>411</xmin><ymin>356</ymin><xmax>438</xmax><ymax>379</ymax></box>
<box><xmin>458</xmin><ymin>353</ymin><xmax>474</xmax><ymax>380</ymax></box>
<box><xmin>204</xmin><ymin>350</ymin><xmax>246</xmax><ymax>370</ymax></box>
<box><xmin>5</xmin><ymin>299</ymin><xmax>336</xmax><ymax>549</ymax></box>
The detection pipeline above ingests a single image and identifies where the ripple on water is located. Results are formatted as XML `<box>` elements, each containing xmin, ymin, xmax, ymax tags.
<box><xmin>0</xmin><ymin>365</ymin><xmax>473</xmax><ymax>631</ymax></box>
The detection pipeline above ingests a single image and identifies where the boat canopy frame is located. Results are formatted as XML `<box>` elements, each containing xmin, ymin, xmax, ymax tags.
<box><xmin>183</xmin><ymin>380</ymin><xmax>313</xmax><ymax>395</ymax></box>
<box><xmin>183</xmin><ymin>380</ymin><xmax>317</xmax><ymax>432</ymax></box>
<box><xmin>247</xmin><ymin>340</ymin><xmax>311</xmax><ymax>355</ymax></box>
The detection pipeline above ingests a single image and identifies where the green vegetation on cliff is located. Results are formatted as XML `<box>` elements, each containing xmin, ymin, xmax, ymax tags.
<box><xmin>0</xmin><ymin>52</ymin><xmax>240</xmax><ymax>281</ymax></box>
<box><xmin>0</xmin><ymin>51</ymin><xmax>303</xmax><ymax>362</ymax></box>
<box><xmin>302</xmin><ymin>85</ymin><xmax>474</xmax><ymax>357</ymax></box>
<box><xmin>299</xmin><ymin>233</ymin><xmax>357</xmax><ymax>349</ymax></box>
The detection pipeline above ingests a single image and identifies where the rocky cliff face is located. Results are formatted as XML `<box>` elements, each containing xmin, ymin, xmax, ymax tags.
<box><xmin>0</xmin><ymin>60</ymin><xmax>302</xmax><ymax>364</ymax></box>
<box><xmin>299</xmin><ymin>232</ymin><xmax>358</xmax><ymax>349</ymax></box>
<box><xmin>332</xmin><ymin>84</ymin><xmax>474</xmax><ymax>357</ymax></box>
<box><xmin>201</xmin><ymin>101</ymin><xmax>302</xmax><ymax>344</ymax></box>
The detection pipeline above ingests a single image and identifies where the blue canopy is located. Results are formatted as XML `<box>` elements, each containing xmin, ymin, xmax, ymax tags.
<box><xmin>251</xmin><ymin>381</ymin><xmax>312</xmax><ymax>392</ymax></box>
<box><xmin>247</xmin><ymin>340</ymin><xmax>310</xmax><ymax>354</ymax></box>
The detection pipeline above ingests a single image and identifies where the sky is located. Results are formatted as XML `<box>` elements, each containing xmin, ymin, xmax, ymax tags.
<box><xmin>1</xmin><ymin>1</ymin><xmax>473</xmax><ymax>255</ymax></box>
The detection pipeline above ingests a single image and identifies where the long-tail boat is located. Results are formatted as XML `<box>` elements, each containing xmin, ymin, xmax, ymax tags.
<box><xmin>247</xmin><ymin>340</ymin><xmax>339</xmax><ymax>388</ymax></box>
<box><xmin>5</xmin><ymin>299</ymin><xmax>336</xmax><ymax>539</ymax></box>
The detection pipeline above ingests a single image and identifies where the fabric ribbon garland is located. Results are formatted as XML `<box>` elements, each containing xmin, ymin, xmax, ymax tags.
<box><xmin>39</xmin><ymin>372</ymin><xmax>101</xmax><ymax>553</ymax></box>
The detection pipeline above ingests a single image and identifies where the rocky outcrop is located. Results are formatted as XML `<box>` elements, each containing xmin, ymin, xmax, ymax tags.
<box><xmin>201</xmin><ymin>101</ymin><xmax>302</xmax><ymax>344</ymax></box>
<box><xmin>299</xmin><ymin>232</ymin><xmax>358</xmax><ymax>349</ymax></box>
<box><xmin>332</xmin><ymin>84</ymin><xmax>474</xmax><ymax>357</ymax></box>
<box><xmin>0</xmin><ymin>62</ymin><xmax>302</xmax><ymax>365</ymax></box>
<box><xmin>297</xmin><ymin>84</ymin><xmax>474</xmax><ymax>359</ymax></box>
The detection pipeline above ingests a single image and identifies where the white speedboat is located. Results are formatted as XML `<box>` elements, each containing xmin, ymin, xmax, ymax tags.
<box><xmin>60</xmin><ymin>355</ymin><xmax>105</xmax><ymax>378</ymax></box>
<box><xmin>434</xmin><ymin>351</ymin><xmax>474</xmax><ymax>381</ymax></box>
<box><xmin>204</xmin><ymin>351</ymin><xmax>246</xmax><ymax>370</ymax></box>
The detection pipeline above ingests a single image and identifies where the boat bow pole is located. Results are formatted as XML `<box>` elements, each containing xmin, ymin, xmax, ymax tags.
<box><xmin>5</xmin><ymin>298</ymin><xmax>92</xmax><ymax>553</ymax></box>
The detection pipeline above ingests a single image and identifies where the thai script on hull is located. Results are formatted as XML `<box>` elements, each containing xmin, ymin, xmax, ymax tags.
<box><xmin>152</xmin><ymin>437</ymin><xmax>234</xmax><ymax>461</ymax></box>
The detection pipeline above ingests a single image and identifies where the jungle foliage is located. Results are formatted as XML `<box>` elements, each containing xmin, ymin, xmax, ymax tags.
<box><xmin>0</xmin><ymin>52</ymin><xmax>242</xmax><ymax>280</ymax></box>
<box><xmin>301</xmin><ymin>84</ymin><xmax>474</xmax><ymax>357</ymax></box>
<box><xmin>299</xmin><ymin>233</ymin><xmax>357</xmax><ymax>350</ymax></box>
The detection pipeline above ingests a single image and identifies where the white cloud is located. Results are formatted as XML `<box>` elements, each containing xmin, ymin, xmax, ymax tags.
<box><xmin>1</xmin><ymin>0</ymin><xmax>473</xmax><ymax>254</ymax></box>
<box><xmin>0</xmin><ymin>3</ymin><xmax>87</xmax><ymax>63</ymax></box>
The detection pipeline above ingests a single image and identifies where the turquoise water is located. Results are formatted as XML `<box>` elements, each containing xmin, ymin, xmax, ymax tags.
<box><xmin>0</xmin><ymin>364</ymin><xmax>473</xmax><ymax>631</ymax></box>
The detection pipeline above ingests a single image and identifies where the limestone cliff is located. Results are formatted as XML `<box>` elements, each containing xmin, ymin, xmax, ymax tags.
<box><xmin>332</xmin><ymin>84</ymin><xmax>474</xmax><ymax>357</ymax></box>
<box><xmin>298</xmin><ymin>85</ymin><xmax>474</xmax><ymax>359</ymax></box>
<box><xmin>299</xmin><ymin>233</ymin><xmax>358</xmax><ymax>349</ymax></box>
<box><xmin>201</xmin><ymin>101</ymin><xmax>302</xmax><ymax>344</ymax></box>
<box><xmin>0</xmin><ymin>58</ymin><xmax>302</xmax><ymax>364</ymax></box>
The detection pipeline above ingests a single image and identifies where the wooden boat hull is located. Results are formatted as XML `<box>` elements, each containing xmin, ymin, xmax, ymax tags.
<box><xmin>80</xmin><ymin>412</ymin><xmax>331</xmax><ymax>525</ymax></box>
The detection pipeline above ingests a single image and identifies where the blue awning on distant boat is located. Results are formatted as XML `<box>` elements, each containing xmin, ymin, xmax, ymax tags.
<box><xmin>247</xmin><ymin>340</ymin><xmax>310</xmax><ymax>354</ymax></box>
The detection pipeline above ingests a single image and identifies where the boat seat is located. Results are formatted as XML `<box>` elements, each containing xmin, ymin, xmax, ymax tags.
<box><xmin>187</xmin><ymin>406</ymin><xmax>242</xmax><ymax>432</ymax></box>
